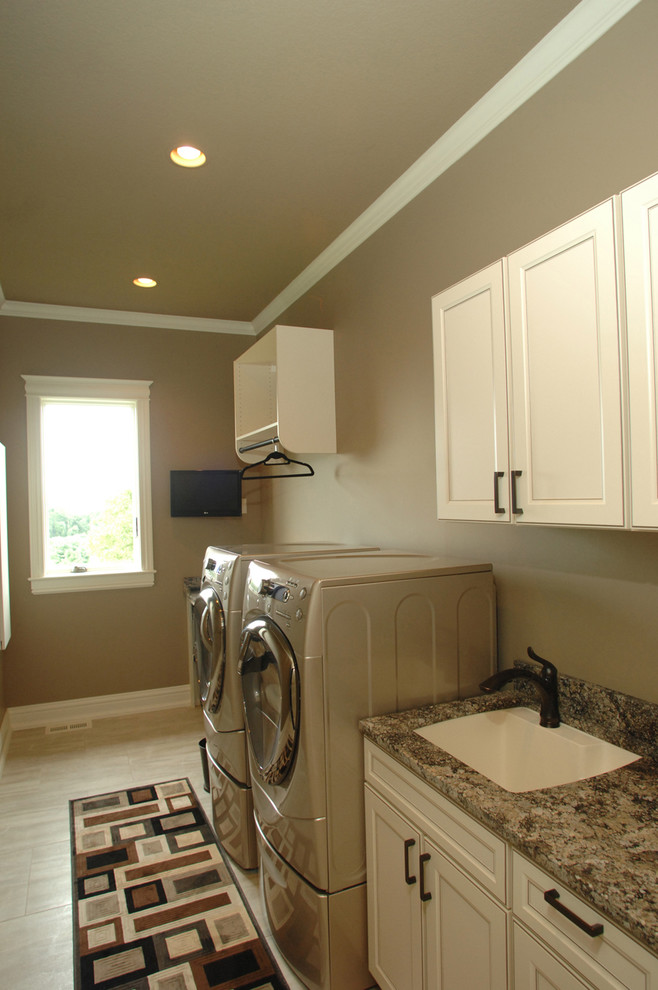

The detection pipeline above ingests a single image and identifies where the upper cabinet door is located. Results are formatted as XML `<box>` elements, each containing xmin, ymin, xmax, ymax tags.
<box><xmin>622</xmin><ymin>172</ymin><xmax>658</xmax><ymax>529</ymax></box>
<box><xmin>507</xmin><ymin>200</ymin><xmax>625</xmax><ymax>527</ymax></box>
<box><xmin>432</xmin><ymin>261</ymin><xmax>510</xmax><ymax>521</ymax></box>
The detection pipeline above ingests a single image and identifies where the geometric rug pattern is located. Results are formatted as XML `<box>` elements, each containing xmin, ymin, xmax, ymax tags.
<box><xmin>70</xmin><ymin>778</ymin><xmax>290</xmax><ymax>990</ymax></box>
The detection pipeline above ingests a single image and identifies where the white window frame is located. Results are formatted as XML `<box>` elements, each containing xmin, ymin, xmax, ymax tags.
<box><xmin>23</xmin><ymin>375</ymin><xmax>155</xmax><ymax>594</ymax></box>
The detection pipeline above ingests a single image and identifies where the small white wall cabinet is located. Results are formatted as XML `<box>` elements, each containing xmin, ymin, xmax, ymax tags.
<box><xmin>621</xmin><ymin>171</ymin><xmax>658</xmax><ymax>528</ymax></box>
<box><xmin>364</xmin><ymin>740</ymin><xmax>658</xmax><ymax>990</ymax></box>
<box><xmin>234</xmin><ymin>324</ymin><xmax>336</xmax><ymax>463</ymax></box>
<box><xmin>432</xmin><ymin>199</ymin><xmax>625</xmax><ymax>526</ymax></box>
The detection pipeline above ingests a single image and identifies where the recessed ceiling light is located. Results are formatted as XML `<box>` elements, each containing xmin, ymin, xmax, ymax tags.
<box><xmin>170</xmin><ymin>145</ymin><xmax>206</xmax><ymax>168</ymax></box>
<box><xmin>133</xmin><ymin>276</ymin><xmax>157</xmax><ymax>288</ymax></box>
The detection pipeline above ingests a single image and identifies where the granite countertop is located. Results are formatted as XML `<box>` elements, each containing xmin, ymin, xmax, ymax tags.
<box><xmin>183</xmin><ymin>576</ymin><xmax>201</xmax><ymax>596</ymax></box>
<box><xmin>360</xmin><ymin>671</ymin><xmax>658</xmax><ymax>956</ymax></box>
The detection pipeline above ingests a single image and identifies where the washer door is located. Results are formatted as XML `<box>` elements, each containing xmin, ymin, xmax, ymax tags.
<box><xmin>193</xmin><ymin>587</ymin><xmax>226</xmax><ymax>710</ymax></box>
<box><xmin>238</xmin><ymin>616</ymin><xmax>299</xmax><ymax>786</ymax></box>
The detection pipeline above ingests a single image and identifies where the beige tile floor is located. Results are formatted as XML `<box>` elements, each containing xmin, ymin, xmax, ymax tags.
<box><xmin>0</xmin><ymin>705</ymin><xmax>306</xmax><ymax>990</ymax></box>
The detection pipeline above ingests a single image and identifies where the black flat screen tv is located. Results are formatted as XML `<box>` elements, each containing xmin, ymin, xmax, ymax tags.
<box><xmin>170</xmin><ymin>470</ymin><xmax>242</xmax><ymax>517</ymax></box>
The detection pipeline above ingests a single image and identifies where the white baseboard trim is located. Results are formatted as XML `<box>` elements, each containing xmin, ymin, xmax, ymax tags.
<box><xmin>0</xmin><ymin>708</ymin><xmax>12</xmax><ymax>775</ymax></box>
<box><xmin>8</xmin><ymin>684</ymin><xmax>192</xmax><ymax>731</ymax></box>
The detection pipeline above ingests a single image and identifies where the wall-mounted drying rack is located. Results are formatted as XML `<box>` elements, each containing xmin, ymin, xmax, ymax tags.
<box><xmin>239</xmin><ymin>435</ymin><xmax>281</xmax><ymax>454</ymax></box>
<box><xmin>240</xmin><ymin>440</ymin><xmax>314</xmax><ymax>480</ymax></box>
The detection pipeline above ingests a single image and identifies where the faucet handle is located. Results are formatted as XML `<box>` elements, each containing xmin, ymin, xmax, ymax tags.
<box><xmin>527</xmin><ymin>646</ymin><xmax>557</xmax><ymax>680</ymax></box>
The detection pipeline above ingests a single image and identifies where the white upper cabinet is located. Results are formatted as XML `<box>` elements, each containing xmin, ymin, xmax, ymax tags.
<box><xmin>432</xmin><ymin>262</ymin><xmax>510</xmax><ymax>521</ymax></box>
<box><xmin>621</xmin><ymin>172</ymin><xmax>658</xmax><ymax>529</ymax></box>
<box><xmin>432</xmin><ymin>199</ymin><xmax>625</xmax><ymax>527</ymax></box>
<box><xmin>234</xmin><ymin>324</ymin><xmax>337</xmax><ymax>463</ymax></box>
<box><xmin>507</xmin><ymin>199</ymin><xmax>624</xmax><ymax>527</ymax></box>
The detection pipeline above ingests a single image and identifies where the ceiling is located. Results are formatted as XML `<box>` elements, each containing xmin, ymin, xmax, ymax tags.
<box><xmin>0</xmin><ymin>0</ymin><xmax>612</xmax><ymax>334</ymax></box>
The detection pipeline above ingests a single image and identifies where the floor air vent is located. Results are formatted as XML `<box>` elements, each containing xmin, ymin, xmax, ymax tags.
<box><xmin>45</xmin><ymin>719</ymin><xmax>92</xmax><ymax>734</ymax></box>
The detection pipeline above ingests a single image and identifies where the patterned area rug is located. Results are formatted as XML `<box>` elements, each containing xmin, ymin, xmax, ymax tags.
<box><xmin>70</xmin><ymin>778</ymin><xmax>290</xmax><ymax>990</ymax></box>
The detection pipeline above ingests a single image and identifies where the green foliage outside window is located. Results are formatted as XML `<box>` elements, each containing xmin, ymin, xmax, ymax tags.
<box><xmin>48</xmin><ymin>490</ymin><xmax>134</xmax><ymax>570</ymax></box>
<box><xmin>89</xmin><ymin>490</ymin><xmax>135</xmax><ymax>562</ymax></box>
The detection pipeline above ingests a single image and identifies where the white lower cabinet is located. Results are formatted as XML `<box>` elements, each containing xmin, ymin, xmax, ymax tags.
<box><xmin>512</xmin><ymin>853</ymin><xmax>658</xmax><ymax>990</ymax></box>
<box><xmin>365</xmin><ymin>787</ymin><xmax>507</xmax><ymax>990</ymax></box>
<box><xmin>513</xmin><ymin>923</ymin><xmax>591</xmax><ymax>990</ymax></box>
<box><xmin>421</xmin><ymin>830</ymin><xmax>508</xmax><ymax>989</ymax></box>
<box><xmin>365</xmin><ymin>740</ymin><xmax>508</xmax><ymax>990</ymax></box>
<box><xmin>364</xmin><ymin>740</ymin><xmax>658</xmax><ymax>990</ymax></box>
<box><xmin>364</xmin><ymin>790</ymin><xmax>423</xmax><ymax>990</ymax></box>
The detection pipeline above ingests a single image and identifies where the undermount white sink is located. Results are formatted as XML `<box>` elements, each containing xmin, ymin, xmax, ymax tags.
<box><xmin>414</xmin><ymin>707</ymin><xmax>640</xmax><ymax>793</ymax></box>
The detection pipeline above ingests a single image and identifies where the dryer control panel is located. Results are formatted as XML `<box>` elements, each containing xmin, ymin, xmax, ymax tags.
<box><xmin>202</xmin><ymin>551</ymin><xmax>235</xmax><ymax>604</ymax></box>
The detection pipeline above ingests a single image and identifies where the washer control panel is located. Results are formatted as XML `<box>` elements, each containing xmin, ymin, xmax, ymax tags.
<box><xmin>246</xmin><ymin>562</ymin><xmax>310</xmax><ymax>627</ymax></box>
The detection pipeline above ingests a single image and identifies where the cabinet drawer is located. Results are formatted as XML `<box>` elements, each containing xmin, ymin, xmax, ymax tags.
<box><xmin>364</xmin><ymin>740</ymin><xmax>506</xmax><ymax>903</ymax></box>
<box><xmin>513</xmin><ymin>923</ymin><xmax>591</xmax><ymax>989</ymax></box>
<box><xmin>512</xmin><ymin>852</ymin><xmax>658</xmax><ymax>989</ymax></box>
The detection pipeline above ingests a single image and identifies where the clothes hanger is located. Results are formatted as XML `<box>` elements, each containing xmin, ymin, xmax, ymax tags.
<box><xmin>240</xmin><ymin>444</ymin><xmax>314</xmax><ymax>480</ymax></box>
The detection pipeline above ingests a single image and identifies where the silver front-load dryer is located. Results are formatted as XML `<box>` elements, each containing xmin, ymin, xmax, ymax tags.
<box><xmin>238</xmin><ymin>551</ymin><xmax>497</xmax><ymax>990</ymax></box>
<box><xmin>196</xmin><ymin>543</ymin><xmax>378</xmax><ymax>869</ymax></box>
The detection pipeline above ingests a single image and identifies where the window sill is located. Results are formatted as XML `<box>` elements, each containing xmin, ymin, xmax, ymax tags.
<box><xmin>29</xmin><ymin>570</ymin><xmax>156</xmax><ymax>595</ymax></box>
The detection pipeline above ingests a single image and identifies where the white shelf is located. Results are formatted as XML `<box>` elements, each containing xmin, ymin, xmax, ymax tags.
<box><xmin>234</xmin><ymin>325</ymin><xmax>337</xmax><ymax>463</ymax></box>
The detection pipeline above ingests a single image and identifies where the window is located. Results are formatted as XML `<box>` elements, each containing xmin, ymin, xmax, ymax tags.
<box><xmin>23</xmin><ymin>376</ymin><xmax>155</xmax><ymax>593</ymax></box>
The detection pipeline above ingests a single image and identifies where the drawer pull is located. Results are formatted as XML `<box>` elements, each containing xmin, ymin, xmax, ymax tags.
<box><xmin>544</xmin><ymin>888</ymin><xmax>604</xmax><ymax>937</ymax></box>
<box><xmin>404</xmin><ymin>839</ymin><xmax>416</xmax><ymax>885</ymax></box>
<box><xmin>419</xmin><ymin>853</ymin><xmax>432</xmax><ymax>902</ymax></box>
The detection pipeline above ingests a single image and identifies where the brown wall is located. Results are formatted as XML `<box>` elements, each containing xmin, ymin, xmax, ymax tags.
<box><xmin>261</xmin><ymin>2</ymin><xmax>658</xmax><ymax>704</ymax></box>
<box><xmin>0</xmin><ymin>318</ymin><xmax>261</xmax><ymax>710</ymax></box>
<box><xmin>3</xmin><ymin>4</ymin><xmax>658</xmax><ymax>716</ymax></box>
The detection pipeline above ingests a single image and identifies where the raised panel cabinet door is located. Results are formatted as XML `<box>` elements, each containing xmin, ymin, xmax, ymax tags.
<box><xmin>507</xmin><ymin>199</ymin><xmax>624</xmax><ymax>527</ymax></box>
<box><xmin>431</xmin><ymin>261</ymin><xmax>510</xmax><ymax>521</ymax></box>
<box><xmin>513</xmin><ymin>923</ymin><xmax>592</xmax><ymax>990</ymax></box>
<box><xmin>364</xmin><ymin>786</ymin><xmax>423</xmax><ymax>990</ymax></box>
<box><xmin>422</xmin><ymin>839</ymin><xmax>508</xmax><ymax>990</ymax></box>
<box><xmin>622</xmin><ymin>171</ymin><xmax>658</xmax><ymax>528</ymax></box>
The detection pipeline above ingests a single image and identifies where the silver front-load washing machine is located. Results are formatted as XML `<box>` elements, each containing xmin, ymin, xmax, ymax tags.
<box><xmin>195</xmin><ymin>543</ymin><xmax>379</xmax><ymax>869</ymax></box>
<box><xmin>238</xmin><ymin>551</ymin><xmax>497</xmax><ymax>990</ymax></box>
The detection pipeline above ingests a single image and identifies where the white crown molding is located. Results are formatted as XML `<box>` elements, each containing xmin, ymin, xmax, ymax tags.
<box><xmin>0</xmin><ymin>298</ymin><xmax>255</xmax><ymax>336</ymax></box>
<box><xmin>251</xmin><ymin>0</ymin><xmax>641</xmax><ymax>334</ymax></box>
<box><xmin>7</xmin><ymin>683</ymin><xmax>192</xmax><ymax>731</ymax></box>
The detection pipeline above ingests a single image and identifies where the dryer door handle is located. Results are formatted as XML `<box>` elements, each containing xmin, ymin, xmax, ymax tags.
<box><xmin>289</xmin><ymin>664</ymin><xmax>299</xmax><ymax>731</ymax></box>
<box><xmin>198</xmin><ymin>586</ymin><xmax>219</xmax><ymax>651</ymax></box>
<box><xmin>205</xmin><ymin>607</ymin><xmax>226</xmax><ymax>714</ymax></box>
<box><xmin>200</xmin><ymin>605</ymin><xmax>212</xmax><ymax>650</ymax></box>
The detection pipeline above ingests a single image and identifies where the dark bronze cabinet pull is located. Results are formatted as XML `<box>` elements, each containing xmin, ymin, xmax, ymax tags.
<box><xmin>493</xmin><ymin>471</ymin><xmax>505</xmax><ymax>514</ymax></box>
<box><xmin>404</xmin><ymin>839</ymin><xmax>416</xmax><ymax>885</ymax></box>
<box><xmin>544</xmin><ymin>888</ymin><xmax>604</xmax><ymax>937</ymax></box>
<box><xmin>419</xmin><ymin>853</ymin><xmax>432</xmax><ymax>901</ymax></box>
<box><xmin>511</xmin><ymin>470</ymin><xmax>524</xmax><ymax>514</ymax></box>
